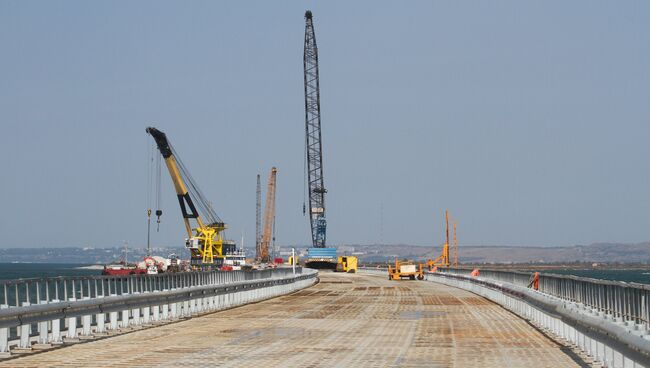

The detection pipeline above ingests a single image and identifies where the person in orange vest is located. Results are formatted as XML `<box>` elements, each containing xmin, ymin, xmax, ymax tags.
<box><xmin>470</xmin><ymin>269</ymin><xmax>480</xmax><ymax>277</ymax></box>
<box><xmin>527</xmin><ymin>272</ymin><xmax>539</xmax><ymax>290</ymax></box>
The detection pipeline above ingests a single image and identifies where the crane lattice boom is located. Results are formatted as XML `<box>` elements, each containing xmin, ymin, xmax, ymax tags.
<box><xmin>259</xmin><ymin>167</ymin><xmax>278</xmax><ymax>262</ymax></box>
<box><xmin>303</xmin><ymin>10</ymin><xmax>327</xmax><ymax>248</ymax></box>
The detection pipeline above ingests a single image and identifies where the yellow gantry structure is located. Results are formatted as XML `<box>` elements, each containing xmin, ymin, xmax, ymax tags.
<box><xmin>147</xmin><ymin>127</ymin><xmax>225</xmax><ymax>265</ymax></box>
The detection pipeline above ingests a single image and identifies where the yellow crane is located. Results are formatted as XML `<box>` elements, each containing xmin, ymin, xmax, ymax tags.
<box><xmin>427</xmin><ymin>209</ymin><xmax>451</xmax><ymax>269</ymax></box>
<box><xmin>258</xmin><ymin>167</ymin><xmax>277</xmax><ymax>263</ymax></box>
<box><xmin>452</xmin><ymin>219</ymin><xmax>458</xmax><ymax>267</ymax></box>
<box><xmin>146</xmin><ymin>127</ymin><xmax>226</xmax><ymax>266</ymax></box>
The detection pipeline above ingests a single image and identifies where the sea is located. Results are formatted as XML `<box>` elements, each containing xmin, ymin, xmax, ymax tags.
<box><xmin>0</xmin><ymin>263</ymin><xmax>102</xmax><ymax>281</ymax></box>
<box><xmin>534</xmin><ymin>268</ymin><xmax>650</xmax><ymax>285</ymax></box>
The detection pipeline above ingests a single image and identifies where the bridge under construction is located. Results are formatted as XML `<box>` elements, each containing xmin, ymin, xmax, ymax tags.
<box><xmin>0</xmin><ymin>272</ymin><xmax>587</xmax><ymax>367</ymax></box>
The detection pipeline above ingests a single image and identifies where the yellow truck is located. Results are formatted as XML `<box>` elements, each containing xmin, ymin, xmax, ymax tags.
<box><xmin>336</xmin><ymin>256</ymin><xmax>357</xmax><ymax>273</ymax></box>
<box><xmin>388</xmin><ymin>259</ymin><xmax>424</xmax><ymax>281</ymax></box>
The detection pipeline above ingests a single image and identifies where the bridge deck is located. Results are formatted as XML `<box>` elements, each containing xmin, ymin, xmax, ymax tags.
<box><xmin>2</xmin><ymin>272</ymin><xmax>585</xmax><ymax>367</ymax></box>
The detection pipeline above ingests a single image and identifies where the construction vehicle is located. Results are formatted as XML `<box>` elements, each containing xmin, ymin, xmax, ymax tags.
<box><xmin>427</xmin><ymin>209</ymin><xmax>455</xmax><ymax>270</ymax></box>
<box><xmin>303</xmin><ymin>10</ymin><xmax>337</xmax><ymax>269</ymax></box>
<box><xmin>287</xmin><ymin>255</ymin><xmax>299</xmax><ymax>266</ymax></box>
<box><xmin>257</xmin><ymin>167</ymin><xmax>277</xmax><ymax>263</ymax></box>
<box><xmin>388</xmin><ymin>259</ymin><xmax>424</xmax><ymax>281</ymax></box>
<box><xmin>146</xmin><ymin>127</ymin><xmax>226</xmax><ymax>266</ymax></box>
<box><xmin>336</xmin><ymin>256</ymin><xmax>357</xmax><ymax>273</ymax></box>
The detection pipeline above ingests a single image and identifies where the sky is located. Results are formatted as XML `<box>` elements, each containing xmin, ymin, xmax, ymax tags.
<box><xmin>0</xmin><ymin>1</ymin><xmax>649</xmax><ymax>249</ymax></box>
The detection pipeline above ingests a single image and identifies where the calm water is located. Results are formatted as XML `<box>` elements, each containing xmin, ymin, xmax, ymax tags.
<box><xmin>0</xmin><ymin>263</ymin><xmax>102</xmax><ymax>280</ymax></box>
<box><xmin>539</xmin><ymin>269</ymin><xmax>650</xmax><ymax>284</ymax></box>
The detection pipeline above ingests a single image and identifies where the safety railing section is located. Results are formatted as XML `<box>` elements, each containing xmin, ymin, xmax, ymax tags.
<box><xmin>426</xmin><ymin>270</ymin><xmax>650</xmax><ymax>368</ymax></box>
<box><xmin>437</xmin><ymin>267</ymin><xmax>650</xmax><ymax>327</ymax></box>
<box><xmin>0</xmin><ymin>267</ymin><xmax>317</xmax><ymax>356</ymax></box>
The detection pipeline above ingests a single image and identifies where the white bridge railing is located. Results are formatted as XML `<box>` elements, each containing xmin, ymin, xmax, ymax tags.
<box><xmin>0</xmin><ymin>267</ymin><xmax>318</xmax><ymax>357</ymax></box>
<box><xmin>359</xmin><ymin>267</ymin><xmax>650</xmax><ymax>368</ymax></box>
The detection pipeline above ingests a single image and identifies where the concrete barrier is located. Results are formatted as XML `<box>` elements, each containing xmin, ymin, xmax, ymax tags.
<box><xmin>0</xmin><ymin>267</ymin><xmax>318</xmax><ymax>356</ymax></box>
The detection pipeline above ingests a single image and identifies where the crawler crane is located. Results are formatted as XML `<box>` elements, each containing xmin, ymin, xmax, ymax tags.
<box><xmin>257</xmin><ymin>167</ymin><xmax>277</xmax><ymax>263</ymax></box>
<box><xmin>146</xmin><ymin>127</ymin><xmax>226</xmax><ymax>266</ymax></box>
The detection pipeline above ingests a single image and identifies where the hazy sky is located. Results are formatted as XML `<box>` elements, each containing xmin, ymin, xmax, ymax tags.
<box><xmin>1</xmin><ymin>1</ymin><xmax>649</xmax><ymax>249</ymax></box>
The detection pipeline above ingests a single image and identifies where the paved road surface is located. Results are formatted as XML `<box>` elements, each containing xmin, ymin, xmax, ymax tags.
<box><xmin>1</xmin><ymin>272</ymin><xmax>586</xmax><ymax>367</ymax></box>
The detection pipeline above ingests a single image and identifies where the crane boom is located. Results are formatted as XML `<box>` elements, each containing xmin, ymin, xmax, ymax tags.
<box><xmin>146</xmin><ymin>127</ymin><xmax>226</xmax><ymax>265</ymax></box>
<box><xmin>259</xmin><ymin>167</ymin><xmax>277</xmax><ymax>262</ymax></box>
<box><xmin>255</xmin><ymin>174</ymin><xmax>262</xmax><ymax>261</ymax></box>
<box><xmin>303</xmin><ymin>10</ymin><xmax>327</xmax><ymax>248</ymax></box>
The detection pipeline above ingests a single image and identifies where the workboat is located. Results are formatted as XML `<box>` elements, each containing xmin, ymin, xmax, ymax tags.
<box><xmin>222</xmin><ymin>249</ymin><xmax>247</xmax><ymax>271</ymax></box>
<box><xmin>102</xmin><ymin>262</ymin><xmax>147</xmax><ymax>276</ymax></box>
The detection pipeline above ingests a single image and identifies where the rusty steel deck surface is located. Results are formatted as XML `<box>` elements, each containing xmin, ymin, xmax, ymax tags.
<box><xmin>1</xmin><ymin>272</ymin><xmax>586</xmax><ymax>367</ymax></box>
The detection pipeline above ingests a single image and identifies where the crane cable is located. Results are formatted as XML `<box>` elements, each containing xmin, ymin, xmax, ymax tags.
<box><xmin>155</xmin><ymin>152</ymin><xmax>162</xmax><ymax>231</ymax></box>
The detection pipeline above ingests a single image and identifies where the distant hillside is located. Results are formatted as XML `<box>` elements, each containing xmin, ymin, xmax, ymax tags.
<box><xmin>0</xmin><ymin>246</ymin><xmax>188</xmax><ymax>264</ymax></box>
<box><xmin>341</xmin><ymin>242</ymin><xmax>650</xmax><ymax>264</ymax></box>
<box><xmin>1</xmin><ymin>242</ymin><xmax>648</xmax><ymax>265</ymax></box>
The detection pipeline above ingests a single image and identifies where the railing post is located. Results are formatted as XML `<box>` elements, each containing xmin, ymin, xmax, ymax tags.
<box><xmin>142</xmin><ymin>305</ymin><xmax>151</xmax><ymax>325</ymax></box>
<box><xmin>17</xmin><ymin>301</ymin><xmax>31</xmax><ymax>349</ymax></box>
<box><xmin>36</xmin><ymin>299</ymin><xmax>50</xmax><ymax>346</ymax></box>
<box><xmin>65</xmin><ymin>298</ymin><xmax>79</xmax><ymax>342</ymax></box>
<box><xmin>81</xmin><ymin>297</ymin><xmax>93</xmax><ymax>338</ymax></box>
<box><xmin>121</xmin><ymin>309</ymin><xmax>129</xmax><ymax>329</ymax></box>
<box><xmin>152</xmin><ymin>304</ymin><xmax>160</xmax><ymax>322</ymax></box>
<box><xmin>0</xmin><ymin>304</ymin><xmax>8</xmax><ymax>355</ymax></box>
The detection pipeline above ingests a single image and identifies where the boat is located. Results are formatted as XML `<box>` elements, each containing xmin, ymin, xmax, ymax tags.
<box><xmin>102</xmin><ymin>262</ymin><xmax>147</xmax><ymax>275</ymax></box>
<box><xmin>222</xmin><ymin>248</ymin><xmax>247</xmax><ymax>271</ymax></box>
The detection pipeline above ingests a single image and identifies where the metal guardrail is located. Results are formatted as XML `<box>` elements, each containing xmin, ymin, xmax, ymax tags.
<box><xmin>0</xmin><ymin>267</ymin><xmax>318</xmax><ymax>355</ymax></box>
<box><xmin>358</xmin><ymin>266</ymin><xmax>650</xmax><ymax>367</ymax></box>
<box><xmin>438</xmin><ymin>267</ymin><xmax>650</xmax><ymax>325</ymax></box>
<box><xmin>0</xmin><ymin>268</ymin><xmax>297</xmax><ymax>307</ymax></box>
<box><xmin>424</xmin><ymin>271</ymin><xmax>650</xmax><ymax>368</ymax></box>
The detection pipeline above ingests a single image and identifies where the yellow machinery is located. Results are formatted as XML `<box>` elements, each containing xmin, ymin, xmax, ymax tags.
<box><xmin>427</xmin><ymin>209</ymin><xmax>459</xmax><ymax>270</ymax></box>
<box><xmin>388</xmin><ymin>259</ymin><xmax>424</xmax><ymax>281</ymax></box>
<box><xmin>287</xmin><ymin>255</ymin><xmax>298</xmax><ymax>266</ymax></box>
<box><xmin>336</xmin><ymin>256</ymin><xmax>357</xmax><ymax>273</ymax></box>
<box><xmin>147</xmin><ymin>127</ymin><xmax>226</xmax><ymax>266</ymax></box>
<box><xmin>257</xmin><ymin>167</ymin><xmax>277</xmax><ymax>263</ymax></box>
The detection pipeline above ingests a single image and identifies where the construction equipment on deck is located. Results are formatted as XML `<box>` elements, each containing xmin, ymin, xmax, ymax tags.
<box><xmin>427</xmin><ymin>209</ymin><xmax>451</xmax><ymax>270</ymax></box>
<box><xmin>388</xmin><ymin>259</ymin><xmax>424</xmax><ymax>281</ymax></box>
<box><xmin>146</xmin><ymin>127</ymin><xmax>226</xmax><ymax>266</ymax></box>
<box><xmin>452</xmin><ymin>219</ymin><xmax>458</xmax><ymax>267</ymax></box>
<box><xmin>303</xmin><ymin>10</ymin><xmax>337</xmax><ymax>269</ymax></box>
<box><xmin>336</xmin><ymin>256</ymin><xmax>357</xmax><ymax>273</ymax></box>
<box><xmin>255</xmin><ymin>174</ymin><xmax>262</xmax><ymax>262</ymax></box>
<box><xmin>258</xmin><ymin>167</ymin><xmax>277</xmax><ymax>263</ymax></box>
<box><xmin>303</xmin><ymin>10</ymin><xmax>328</xmax><ymax>248</ymax></box>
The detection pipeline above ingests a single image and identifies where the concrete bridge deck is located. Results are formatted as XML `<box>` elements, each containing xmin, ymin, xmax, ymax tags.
<box><xmin>1</xmin><ymin>272</ymin><xmax>587</xmax><ymax>367</ymax></box>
